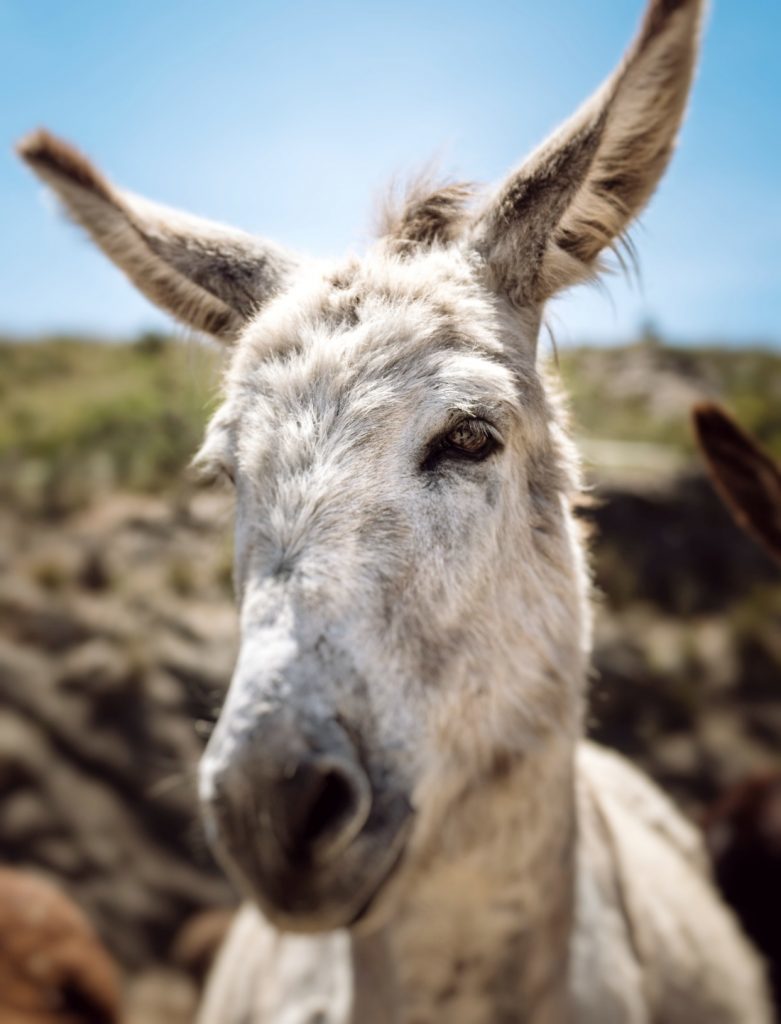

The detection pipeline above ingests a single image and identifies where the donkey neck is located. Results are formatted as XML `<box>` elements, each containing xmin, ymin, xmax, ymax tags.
<box><xmin>353</xmin><ymin>739</ymin><xmax>577</xmax><ymax>1024</ymax></box>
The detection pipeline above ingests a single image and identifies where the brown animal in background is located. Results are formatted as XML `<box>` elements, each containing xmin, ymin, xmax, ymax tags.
<box><xmin>0</xmin><ymin>867</ymin><xmax>121</xmax><ymax>1024</ymax></box>
<box><xmin>693</xmin><ymin>402</ymin><xmax>781</xmax><ymax>1014</ymax></box>
<box><xmin>704</xmin><ymin>774</ymin><xmax>781</xmax><ymax>1015</ymax></box>
<box><xmin>693</xmin><ymin>402</ymin><xmax>781</xmax><ymax>567</ymax></box>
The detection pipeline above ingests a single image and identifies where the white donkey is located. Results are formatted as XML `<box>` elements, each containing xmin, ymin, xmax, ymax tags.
<box><xmin>19</xmin><ymin>1</ymin><xmax>773</xmax><ymax>1021</ymax></box>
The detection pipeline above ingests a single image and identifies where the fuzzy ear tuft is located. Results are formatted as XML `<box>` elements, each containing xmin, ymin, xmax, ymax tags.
<box><xmin>471</xmin><ymin>0</ymin><xmax>706</xmax><ymax>310</ymax></box>
<box><xmin>378</xmin><ymin>176</ymin><xmax>476</xmax><ymax>255</ymax></box>
<box><xmin>18</xmin><ymin>129</ymin><xmax>298</xmax><ymax>342</ymax></box>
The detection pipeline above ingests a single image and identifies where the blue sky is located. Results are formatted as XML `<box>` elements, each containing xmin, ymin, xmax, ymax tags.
<box><xmin>2</xmin><ymin>1</ymin><xmax>779</xmax><ymax>345</ymax></box>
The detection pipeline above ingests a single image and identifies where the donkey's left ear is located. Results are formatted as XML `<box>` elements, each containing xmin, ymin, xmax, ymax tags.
<box><xmin>17</xmin><ymin>130</ymin><xmax>298</xmax><ymax>342</ymax></box>
<box><xmin>471</xmin><ymin>0</ymin><xmax>705</xmax><ymax>310</ymax></box>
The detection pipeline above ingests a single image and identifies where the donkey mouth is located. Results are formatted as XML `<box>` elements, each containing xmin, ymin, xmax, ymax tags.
<box><xmin>260</xmin><ymin>831</ymin><xmax>410</xmax><ymax>933</ymax></box>
<box><xmin>212</xmin><ymin>794</ymin><xmax>414</xmax><ymax>933</ymax></box>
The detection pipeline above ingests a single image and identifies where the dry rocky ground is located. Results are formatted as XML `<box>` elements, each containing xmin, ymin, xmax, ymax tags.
<box><xmin>0</xmin><ymin>488</ymin><xmax>239</xmax><ymax>1021</ymax></box>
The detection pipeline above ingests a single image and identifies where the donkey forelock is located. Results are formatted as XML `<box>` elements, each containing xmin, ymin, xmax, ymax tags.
<box><xmin>377</xmin><ymin>176</ymin><xmax>477</xmax><ymax>255</ymax></box>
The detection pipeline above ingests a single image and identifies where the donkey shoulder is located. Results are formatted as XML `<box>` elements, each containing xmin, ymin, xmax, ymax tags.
<box><xmin>575</xmin><ymin>741</ymin><xmax>772</xmax><ymax>1024</ymax></box>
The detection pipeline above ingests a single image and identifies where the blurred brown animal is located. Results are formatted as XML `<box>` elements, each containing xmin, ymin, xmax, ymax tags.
<box><xmin>703</xmin><ymin>775</ymin><xmax>781</xmax><ymax>1014</ymax></box>
<box><xmin>694</xmin><ymin>402</ymin><xmax>781</xmax><ymax>1013</ymax></box>
<box><xmin>693</xmin><ymin>402</ymin><xmax>781</xmax><ymax>567</ymax></box>
<box><xmin>0</xmin><ymin>867</ymin><xmax>121</xmax><ymax>1024</ymax></box>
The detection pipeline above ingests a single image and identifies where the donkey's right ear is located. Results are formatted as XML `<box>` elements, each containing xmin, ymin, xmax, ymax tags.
<box><xmin>470</xmin><ymin>0</ymin><xmax>705</xmax><ymax>312</ymax></box>
<box><xmin>17</xmin><ymin>130</ymin><xmax>298</xmax><ymax>342</ymax></box>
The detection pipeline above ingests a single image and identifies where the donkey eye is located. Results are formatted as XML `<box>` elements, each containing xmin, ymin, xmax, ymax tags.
<box><xmin>422</xmin><ymin>418</ymin><xmax>501</xmax><ymax>471</ymax></box>
<box><xmin>447</xmin><ymin>419</ymin><xmax>496</xmax><ymax>455</ymax></box>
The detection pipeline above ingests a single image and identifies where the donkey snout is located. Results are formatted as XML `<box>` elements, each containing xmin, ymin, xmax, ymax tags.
<box><xmin>200</xmin><ymin>707</ymin><xmax>413</xmax><ymax>929</ymax></box>
<box><xmin>201</xmin><ymin>715</ymin><xmax>372</xmax><ymax>872</ymax></box>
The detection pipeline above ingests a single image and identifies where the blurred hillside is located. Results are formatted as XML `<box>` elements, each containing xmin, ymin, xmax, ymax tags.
<box><xmin>0</xmin><ymin>333</ymin><xmax>221</xmax><ymax>517</ymax></box>
<box><xmin>560</xmin><ymin>334</ymin><xmax>781</xmax><ymax>471</ymax></box>
<box><xmin>0</xmin><ymin>334</ymin><xmax>780</xmax><ymax>1019</ymax></box>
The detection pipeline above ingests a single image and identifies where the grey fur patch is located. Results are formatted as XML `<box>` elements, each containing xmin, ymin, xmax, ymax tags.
<box><xmin>147</xmin><ymin>229</ymin><xmax>296</xmax><ymax>324</ymax></box>
<box><xmin>474</xmin><ymin>112</ymin><xmax>606</xmax><ymax>307</ymax></box>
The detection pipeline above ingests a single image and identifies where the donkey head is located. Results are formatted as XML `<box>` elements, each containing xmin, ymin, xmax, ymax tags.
<box><xmin>20</xmin><ymin>0</ymin><xmax>704</xmax><ymax>932</ymax></box>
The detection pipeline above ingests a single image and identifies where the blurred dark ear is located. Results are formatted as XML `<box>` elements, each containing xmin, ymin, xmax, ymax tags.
<box><xmin>471</xmin><ymin>0</ymin><xmax>704</xmax><ymax>312</ymax></box>
<box><xmin>17</xmin><ymin>130</ymin><xmax>298</xmax><ymax>342</ymax></box>
<box><xmin>693</xmin><ymin>403</ymin><xmax>781</xmax><ymax>567</ymax></box>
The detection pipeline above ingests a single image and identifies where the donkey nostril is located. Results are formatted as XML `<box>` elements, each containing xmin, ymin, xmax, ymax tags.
<box><xmin>272</xmin><ymin>761</ymin><xmax>363</xmax><ymax>863</ymax></box>
<box><xmin>300</xmin><ymin>769</ymin><xmax>356</xmax><ymax>849</ymax></box>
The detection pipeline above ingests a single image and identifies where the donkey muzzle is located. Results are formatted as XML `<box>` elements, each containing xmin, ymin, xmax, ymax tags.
<box><xmin>199</xmin><ymin>706</ymin><xmax>409</xmax><ymax>930</ymax></box>
<box><xmin>203</xmin><ymin>711</ymin><xmax>371</xmax><ymax>866</ymax></box>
